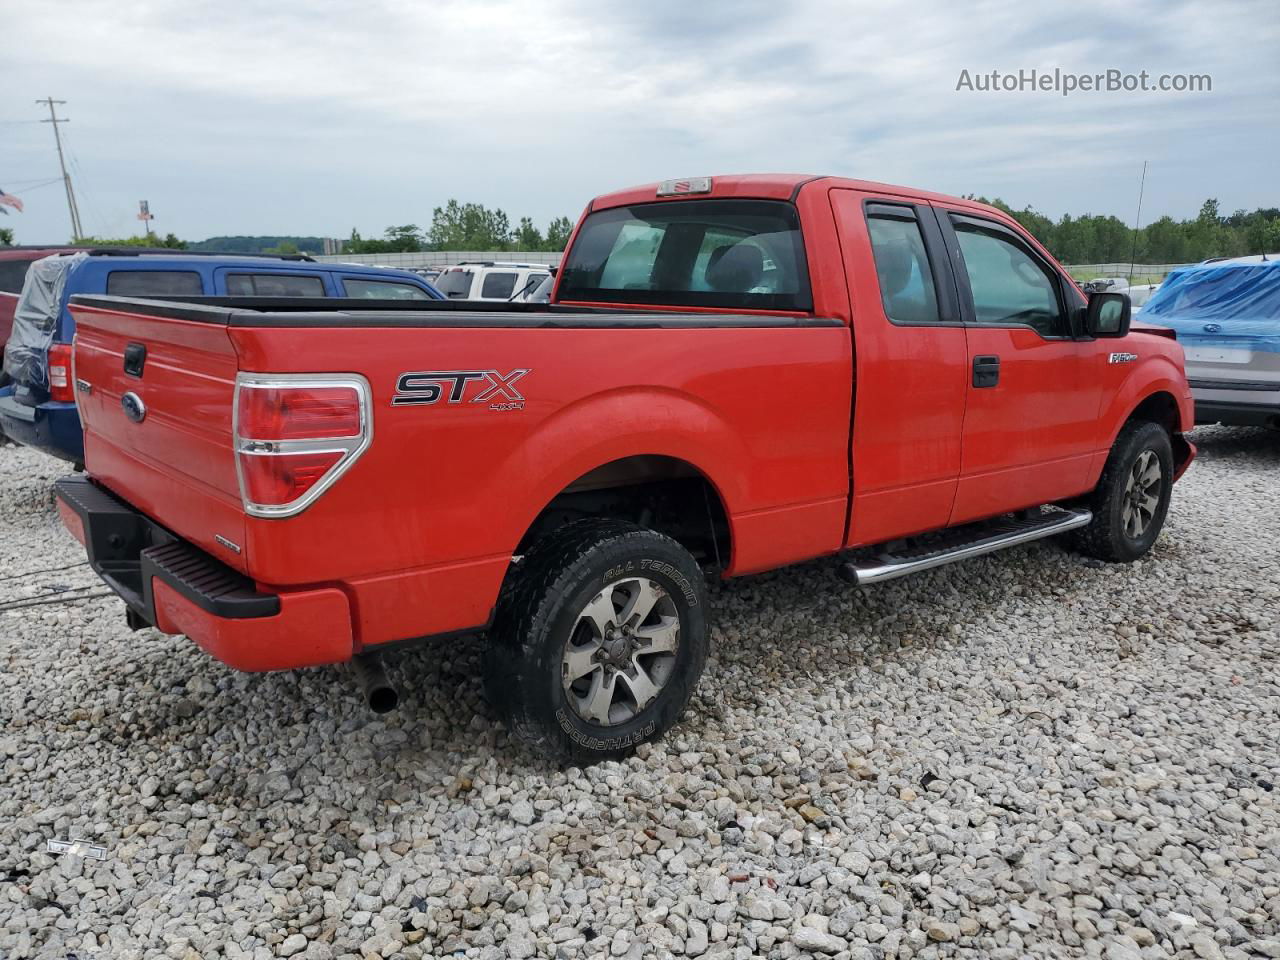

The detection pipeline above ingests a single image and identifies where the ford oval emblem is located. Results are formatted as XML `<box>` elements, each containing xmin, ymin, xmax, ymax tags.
<box><xmin>1203</xmin><ymin>322</ymin><xmax>1222</xmax><ymax>334</ymax></box>
<box><xmin>121</xmin><ymin>391</ymin><xmax>147</xmax><ymax>424</ymax></box>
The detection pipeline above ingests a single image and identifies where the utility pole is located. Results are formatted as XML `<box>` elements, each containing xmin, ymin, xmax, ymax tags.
<box><xmin>36</xmin><ymin>97</ymin><xmax>84</xmax><ymax>240</ymax></box>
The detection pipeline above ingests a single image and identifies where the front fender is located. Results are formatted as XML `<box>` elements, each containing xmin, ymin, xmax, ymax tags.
<box><xmin>1098</xmin><ymin>352</ymin><xmax>1194</xmax><ymax>446</ymax></box>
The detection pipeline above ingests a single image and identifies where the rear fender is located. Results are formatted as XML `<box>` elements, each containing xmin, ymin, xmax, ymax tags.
<box><xmin>496</xmin><ymin>385</ymin><xmax>747</xmax><ymax>554</ymax></box>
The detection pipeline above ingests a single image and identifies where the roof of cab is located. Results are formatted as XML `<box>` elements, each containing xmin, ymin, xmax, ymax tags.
<box><xmin>588</xmin><ymin>173</ymin><xmax>999</xmax><ymax>218</ymax></box>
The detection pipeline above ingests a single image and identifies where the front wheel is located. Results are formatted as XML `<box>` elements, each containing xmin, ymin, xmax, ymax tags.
<box><xmin>1070</xmin><ymin>419</ymin><xmax>1174</xmax><ymax>562</ymax></box>
<box><xmin>484</xmin><ymin>519</ymin><xmax>709</xmax><ymax>765</ymax></box>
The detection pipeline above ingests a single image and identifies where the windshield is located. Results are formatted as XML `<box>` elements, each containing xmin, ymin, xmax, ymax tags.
<box><xmin>558</xmin><ymin>199</ymin><xmax>812</xmax><ymax>311</ymax></box>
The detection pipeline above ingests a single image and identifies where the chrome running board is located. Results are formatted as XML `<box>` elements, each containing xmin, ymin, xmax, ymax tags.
<box><xmin>840</xmin><ymin>508</ymin><xmax>1093</xmax><ymax>586</ymax></box>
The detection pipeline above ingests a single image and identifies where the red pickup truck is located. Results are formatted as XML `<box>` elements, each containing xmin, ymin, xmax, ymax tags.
<box><xmin>56</xmin><ymin>174</ymin><xmax>1194</xmax><ymax>763</ymax></box>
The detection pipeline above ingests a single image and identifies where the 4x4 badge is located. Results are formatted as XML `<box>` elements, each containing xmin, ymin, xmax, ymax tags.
<box><xmin>392</xmin><ymin>369</ymin><xmax>530</xmax><ymax>410</ymax></box>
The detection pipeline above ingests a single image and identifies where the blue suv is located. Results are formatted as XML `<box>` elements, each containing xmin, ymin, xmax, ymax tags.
<box><xmin>0</xmin><ymin>250</ymin><xmax>442</xmax><ymax>463</ymax></box>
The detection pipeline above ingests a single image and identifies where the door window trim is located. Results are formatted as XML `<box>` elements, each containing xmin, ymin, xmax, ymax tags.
<box><xmin>861</xmin><ymin>199</ymin><xmax>962</xmax><ymax>327</ymax></box>
<box><xmin>934</xmin><ymin>209</ymin><xmax>1075</xmax><ymax>341</ymax></box>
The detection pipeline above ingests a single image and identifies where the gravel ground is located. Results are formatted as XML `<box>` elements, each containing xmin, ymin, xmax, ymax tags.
<box><xmin>1</xmin><ymin>429</ymin><xmax>1277</xmax><ymax>960</ymax></box>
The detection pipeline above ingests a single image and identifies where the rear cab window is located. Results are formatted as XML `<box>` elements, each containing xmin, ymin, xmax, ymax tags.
<box><xmin>105</xmin><ymin>271</ymin><xmax>203</xmax><ymax>296</ymax></box>
<box><xmin>225</xmin><ymin>273</ymin><xmax>326</xmax><ymax>297</ymax></box>
<box><xmin>558</xmin><ymin>199</ymin><xmax>812</xmax><ymax>311</ymax></box>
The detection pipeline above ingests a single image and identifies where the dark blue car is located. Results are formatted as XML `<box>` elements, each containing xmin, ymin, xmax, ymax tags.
<box><xmin>0</xmin><ymin>250</ymin><xmax>442</xmax><ymax>463</ymax></box>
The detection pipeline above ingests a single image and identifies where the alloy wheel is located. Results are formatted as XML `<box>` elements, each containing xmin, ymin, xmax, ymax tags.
<box><xmin>561</xmin><ymin>577</ymin><xmax>680</xmax><ymax>726</ymax></box>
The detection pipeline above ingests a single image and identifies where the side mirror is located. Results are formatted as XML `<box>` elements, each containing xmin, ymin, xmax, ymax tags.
<box><xmin>1084</xmin><ymin>291</ymin><xmax>1131</xmax><ymax>338</ymax></box>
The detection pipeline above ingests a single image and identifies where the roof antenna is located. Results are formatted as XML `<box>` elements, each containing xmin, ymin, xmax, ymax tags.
<box><xmin>1128</xmin><ymin>160</ymin><xmax>1147</xmax><ymax>288</ymax></box>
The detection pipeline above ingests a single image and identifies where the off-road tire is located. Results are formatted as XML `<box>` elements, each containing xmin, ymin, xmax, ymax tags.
<box><xmin>1070</xmin><ymin>419</ymin><xmax>1174</xmax><ymax>562</ymax></box>
<box><xmin>483</xmin><ymin>519</ymin><xmax>708</xmax><ymax>765</ymax></box>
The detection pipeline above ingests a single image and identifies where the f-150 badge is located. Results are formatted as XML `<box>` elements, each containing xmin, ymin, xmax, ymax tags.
<box><xmin>1108</xmin><ymin>352</ymin><xmax>1138</xmax><ymax>364</ymax></box>
<box><xmin>392</xmin><ymin>369</ymin><xmax>530</xmax><ymax>410</ymax></box>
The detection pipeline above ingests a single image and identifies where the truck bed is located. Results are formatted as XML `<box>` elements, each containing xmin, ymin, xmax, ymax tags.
<box><xmin>69</xmin><ymin>294</ymin><xmax>841</xmax><ymax>329</ymax></box>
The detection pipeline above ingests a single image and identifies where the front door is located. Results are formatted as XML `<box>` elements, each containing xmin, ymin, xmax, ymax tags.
<box><xmin>935</xmin><ymin>209</ymin><xmax>1100</xmax><ymax>524</ymax></box>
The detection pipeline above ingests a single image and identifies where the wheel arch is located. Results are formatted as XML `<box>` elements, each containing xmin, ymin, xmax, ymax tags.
<box><xmin>1124</xmin><ymin>388</ymin><xmax>1194</xmax><ymax>478</ymax></box>
<box><xmin>514</xmin><ymin>453</ymin><xmax>735</xmax><ymax>571</ymax></box>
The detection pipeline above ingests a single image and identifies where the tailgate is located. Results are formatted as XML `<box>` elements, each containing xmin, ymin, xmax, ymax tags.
<box><xmin>70</xmin><ymin>297</ymin><xmax>249</xmax><ymax>573</ymax></box>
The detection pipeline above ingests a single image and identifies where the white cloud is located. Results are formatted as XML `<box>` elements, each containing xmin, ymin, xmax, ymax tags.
<box><xmin>2</xmin><ymin>0</ymin><xmax>1275</xmax><ymax>242</ymax></box>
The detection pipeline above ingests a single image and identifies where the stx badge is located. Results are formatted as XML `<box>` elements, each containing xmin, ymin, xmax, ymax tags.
<box><xmin>393</xmin><ymin>369</ymin><xmax>530</xmax><ymax>410</ymax></box>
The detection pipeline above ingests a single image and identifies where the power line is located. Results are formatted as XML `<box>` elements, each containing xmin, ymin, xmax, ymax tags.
<box><xmin>3</xmin><ymin>177</ymin><xmax>65</xmax><ymax>191</ymax></box>
<box><xmin>35</xmin><ymin>97</ymin><xmax>84</xmax><ymax>240</ymax></box>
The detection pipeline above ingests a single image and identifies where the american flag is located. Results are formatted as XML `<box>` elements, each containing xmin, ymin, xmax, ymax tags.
<box><xmin>0</xmin><ymin>189</ymin><xmax>24</xmax><ymax>214</ymax></box>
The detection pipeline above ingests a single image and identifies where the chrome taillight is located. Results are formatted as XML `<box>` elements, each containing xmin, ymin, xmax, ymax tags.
<box><xmin>233</xmin><ymin>373</ymin><xmax>372</xmax><ymax>518</ymax></box>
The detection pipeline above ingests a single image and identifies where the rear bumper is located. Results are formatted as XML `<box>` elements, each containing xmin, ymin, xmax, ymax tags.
<box><xmin>1194</xmin><ymin>399</ymin><xmax>1280</xmax><ymax>428</ymax></box>
<box><xmin>1191</xmin><ymin>381</ymin><xmax>1280</xmax><ymax>427</ymax></box>
<box><xmin>0</xmin><ymin>395</ymin><xmax>84</xmax><ymax>462</ymax></box>
<box><xmin>54</xmin><ymin>475</ymin><xmax>354</xmax><ymax>671</ymax></box>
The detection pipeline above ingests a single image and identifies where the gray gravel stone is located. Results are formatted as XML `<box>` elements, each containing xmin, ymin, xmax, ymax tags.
<box><xmin>1</xmin><ymin>429</ymin><xmax>1278</xmax><ymax>959</ymax></box>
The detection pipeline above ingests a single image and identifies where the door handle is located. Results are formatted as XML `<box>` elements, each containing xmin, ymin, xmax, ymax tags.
<box><xmin>973</xmin><ymin>355</ymin><xmax>1000</xmax><ymax>388</ymax></box>
<box><xmin>123</xmin><ymin>343</ymin><xmax>147</xmax><ymax>378</ymax></box>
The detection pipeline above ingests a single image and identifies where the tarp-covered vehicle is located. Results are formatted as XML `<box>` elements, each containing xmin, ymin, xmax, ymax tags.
<box><xmin>1139</xmin><ymin>255</ymin><xmax>1280</xmax><ymax>427</ymax></box>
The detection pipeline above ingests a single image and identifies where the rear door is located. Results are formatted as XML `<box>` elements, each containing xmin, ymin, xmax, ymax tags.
<box><xmin>830</xmin><ymin>189</ymin><xmax>969</xmax><ymax>546</ymax></box>
<box><xmin>934</xmin><ymin>208</ymin><xmax>1101</xmax><ymax>523</ymax></box>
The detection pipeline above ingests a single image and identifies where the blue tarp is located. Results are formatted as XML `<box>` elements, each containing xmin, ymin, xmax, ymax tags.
<box><xmin>1140</xmin><ymin>258</ymin><xmax>1280</xmax><ymax>353</ymax></box>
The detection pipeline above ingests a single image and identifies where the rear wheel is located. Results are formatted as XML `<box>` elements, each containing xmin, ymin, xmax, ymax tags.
<box><xmin>1070</xmin><ymin>420</ymin><xmax>1174</xmax><ymax>562</ymax></box>
<box><xmin>484</xmin><ymin>519</ymin><xmax>708</xmax><ymax>764</ymax></box>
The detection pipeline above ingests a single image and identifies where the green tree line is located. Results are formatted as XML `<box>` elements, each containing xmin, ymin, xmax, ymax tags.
<box><xmin>10</xmin><ymin>196</ymin><xmax>1275</xmax><ymax>265</ymax></box>
<box><xmin>971</xmin><ymin>197</ymin><xmax>1280</xmax><ymax>265</ymax></box>
<box><xmin>69</xmin><ymin>233</ymin><xmax>188</xmax><ymax>249</ymax></box>
<box><xmin>345</xmin><ymin>201</ymin><xmax>574</xmax><ymax>254</ymax></box>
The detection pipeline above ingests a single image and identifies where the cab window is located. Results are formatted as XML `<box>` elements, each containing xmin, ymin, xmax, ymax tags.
<box><xmin>951</xmin><ymin>217</ymin><xmax>1066</xmax><ymax>337</ymax></box>
<box><xmin>865</xmin><ymin>208</ymin><xmax>941</xmax><ymax>325</ymax></box>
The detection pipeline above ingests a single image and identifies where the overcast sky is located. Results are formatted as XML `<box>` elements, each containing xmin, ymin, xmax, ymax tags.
<box><xmin>2</xmin><ymin>0</ymin><xmax>1276</xmax><ymax>244</ymax></box>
